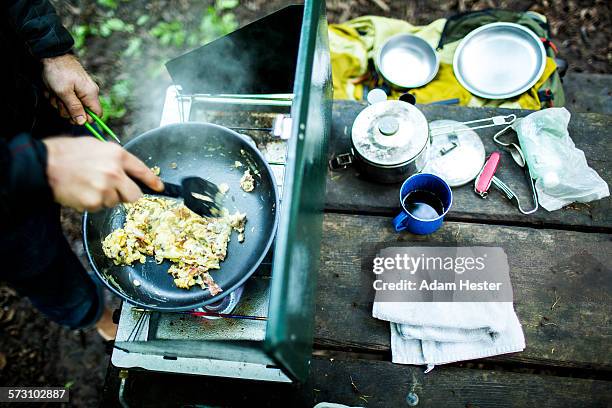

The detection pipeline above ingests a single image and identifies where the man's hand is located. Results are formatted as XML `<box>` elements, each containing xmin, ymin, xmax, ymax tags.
<box><xmin>41</xmin><ymin>54</ymin><xmax>102</xmax><ymax>125</ymax></box>
<box><xmin>43</xmin><ymin>137</ymin><xmax>164</xmax><ymax>212</ymax></box>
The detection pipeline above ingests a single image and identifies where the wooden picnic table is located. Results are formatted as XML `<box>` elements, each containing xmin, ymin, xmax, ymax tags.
<box><xmin>102</xmin><ymin>101</ymin><xmax>611</xmax><ymax>407</ymax></box>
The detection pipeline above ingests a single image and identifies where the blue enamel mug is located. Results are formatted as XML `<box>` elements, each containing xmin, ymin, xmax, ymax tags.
<box><xmin>392</xmin><ymin>173</ymin><xmax>453</xmax><ymax>234</ymax></box>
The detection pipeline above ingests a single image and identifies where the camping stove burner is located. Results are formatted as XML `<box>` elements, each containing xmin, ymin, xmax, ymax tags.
<box><xmin>111</xmin><ymin>86</ymin><xmax>286</xmax><ymax>380</ymax></box>
<box><xmin>197</xmin><ymin>286</ymin><xmax>244</xmax><ymax>319</ymax></box>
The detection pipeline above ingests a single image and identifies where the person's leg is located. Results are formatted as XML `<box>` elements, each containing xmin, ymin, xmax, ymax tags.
<box><xmin>0</xmin><ymin>203</ymin><xmax>104</xmax><ymax>330</ymax></box>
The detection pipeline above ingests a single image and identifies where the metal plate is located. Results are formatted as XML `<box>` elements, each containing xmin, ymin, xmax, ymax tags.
<box><xmin>416</xmin><ymin>120</ymin><xmax>485</xmax><ymax>187</ymax></box>
<box><xmin>375</xmin><ymin>34</ymin><xmax>440</xmax><ymax>89</ymax></box>
<box><xmin>453</xmin><ymin>23</ymin><xmax>546</xmax><ymax>100</ymax></box>
<box><xmin>352</xmin><ymin>100</ymin><xmax>429</xmax><ymax>167</ymax></box>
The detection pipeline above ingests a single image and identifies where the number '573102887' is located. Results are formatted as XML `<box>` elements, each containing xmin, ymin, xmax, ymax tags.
<box><xmin>1</xmin><ymin>387</ymin><xmax>69</xmax><ymax>402</ymax></box>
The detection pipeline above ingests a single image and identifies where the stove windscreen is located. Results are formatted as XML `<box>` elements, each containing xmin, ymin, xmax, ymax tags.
<box><xmin>165</xmin><ymin>5</ymin><xmax>303</xmax><ymax>95</ymax></box>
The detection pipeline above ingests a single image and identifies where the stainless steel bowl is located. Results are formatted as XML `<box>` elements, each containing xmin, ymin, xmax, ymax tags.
<box><xmin>375</xmin><ymin>34</ymin><xmax>440</xmax><ymax>89</ymax></box>
<box><xmin>453</xmin><ymin>22</ymin><xmax>546</xmax><ymax>100</ymax></box>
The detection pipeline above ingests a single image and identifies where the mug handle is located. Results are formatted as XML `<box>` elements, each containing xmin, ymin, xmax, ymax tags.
<box><xmin>392</xmin><ymin>212</ymin><xmax>409</xmax><ymax>232</ymax></box>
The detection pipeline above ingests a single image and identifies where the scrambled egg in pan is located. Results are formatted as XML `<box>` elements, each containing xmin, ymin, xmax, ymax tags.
<box><xmin>240</xmin><ymin>169</ymin><xmax>255</xmax><ymax>192</ymax></box>
<box><xmin>102</xmin><ymin>196</ymin><xmax>246</xmax><ymax>295</ymax></box>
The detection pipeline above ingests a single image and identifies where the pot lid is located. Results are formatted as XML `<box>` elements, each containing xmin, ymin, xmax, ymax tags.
<box><xmin>351</xmin><ymin>100</ymin><xmax>429</xmax><ymax>167</ymax></box>
<box><xmin>415</xmin><ymin>120</ymin><xmax>485</xmax><ymax>186</ymax></box>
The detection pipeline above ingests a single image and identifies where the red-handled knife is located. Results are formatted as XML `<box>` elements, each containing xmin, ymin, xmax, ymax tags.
<box><xmin>475</xmin><ymin>151</ymin><xmax>501</xmax><ymax>197</ymax></box>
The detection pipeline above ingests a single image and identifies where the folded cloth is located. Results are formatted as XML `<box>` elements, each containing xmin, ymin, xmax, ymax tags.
<box><xmin>373</xmin><ymin>301</ymin><xmax>525</xmax><ymax>369</ymax></box>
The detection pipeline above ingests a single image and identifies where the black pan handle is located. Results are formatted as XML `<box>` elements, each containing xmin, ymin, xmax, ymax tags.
<box><xmin>132</xmin><ymin>178</ymin><xmax>182</xmax><ymax>198</ymax></box>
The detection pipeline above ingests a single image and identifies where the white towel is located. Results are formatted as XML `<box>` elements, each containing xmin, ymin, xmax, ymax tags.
<box><xmin>373</xmin><ymin>301</ymin><xmax>525</xmax><ymax>369</ymax></box>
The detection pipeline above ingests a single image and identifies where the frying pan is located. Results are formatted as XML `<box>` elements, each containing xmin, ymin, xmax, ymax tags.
<box><xmin>83</xmin><ymin>123</ymin><xmax>279</xmax><ymax>311</ymax></box>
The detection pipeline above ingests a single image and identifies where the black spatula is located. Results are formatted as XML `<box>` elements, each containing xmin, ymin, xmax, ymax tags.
<box><xmin>80</xmin><ymin>107</ymin><xmax>224</xmax><ymax>217</ymax></box>
<box><xmin>134</xmin><ymin>176</ymin><xmax>223</xmax><ymax>217</ymax></box>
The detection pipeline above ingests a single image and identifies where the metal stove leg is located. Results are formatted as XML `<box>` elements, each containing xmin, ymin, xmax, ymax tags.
<box><xmin>118</xmin><ymin>369</ymin><xmax>129</xmax><ymax>408</ymax></box>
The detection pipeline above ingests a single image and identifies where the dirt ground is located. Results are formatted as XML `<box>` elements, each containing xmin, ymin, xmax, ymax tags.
<box><xmin>1</xmin><ymin>0</ymin><xmax>610</xmax><ymax>406</ymax></box>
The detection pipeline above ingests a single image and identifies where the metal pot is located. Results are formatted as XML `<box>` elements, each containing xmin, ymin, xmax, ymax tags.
<box><xmin>331</xmin><ymin>98</ymin><xmax>430</xmax><ymax>184</ymax></box>
<box><xmin>330</xmin><ymin>95</ymin><xmax>517</xmax><ymax>184</ymax></box>
<box><xmin>375</xmin><ymin>34</ymin><xmax>440</xmax><ymax>90</ymax></box>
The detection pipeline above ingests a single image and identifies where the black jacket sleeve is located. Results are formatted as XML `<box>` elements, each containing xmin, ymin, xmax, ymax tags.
<box><xmin>0</xmin><ymin>134</ymin><xmax>53</xmax><ymax>223</ymax></box>
<box><xmin>2</xmin><ymin>0</ymin><xmax>74</xmax><ymax>58</ymax></box>
<box><xmin>0</xmin><ymin>0</ymin><xmax>71</xmax><ymax>223</ymax></box>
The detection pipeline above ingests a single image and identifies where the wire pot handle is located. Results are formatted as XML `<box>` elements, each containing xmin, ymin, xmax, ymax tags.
<box><xmin>430</xmin><ymin>114</ymin><xmax>517</xmax><ymax>136</ymax></box>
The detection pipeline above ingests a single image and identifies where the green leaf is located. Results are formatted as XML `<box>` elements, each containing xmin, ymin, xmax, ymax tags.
<box><xmin>111</xmin><ymin>80</ymin><xmax>132</xmax><ymax>100</ymax></box>
<box><xmin>198</xmin><ymin>6</ymin><xmax>237</xmax><ymax>44</ymax></box>
<box><xmin>98</xmin><ymin>17</ymin><xmax>134</xmax><ymax>38</ymax></box>
<box><xmin>216</xmin><ymin>0</ymin><xmax>238</xmax><ymax>10</ymax></box>
<box><xmin>136</xmin><ymin>15</ymin><xmax>150</xmax><ymax>26</ymax></box>
<box><xmin>187</xmin><ymin>33</ymin><xmax>199</xmax><ymax>47</ymax></box>
<box><xmin>123</xmin><ymin>37</ymin><xmax>142</xmax><ymax>57</ymax></box>
<box><xmin>173</xmin><ymin>31</ymin><xmax>186</xmax><ymax>47</ymax></box>
<box><xmin>99</xmin><ymin>25</ymin><xmax>111</xmax><ymax>37</ymax></box>
<box><xmin>100</xmin><ymin>79</ymin><xmax>132</xmax><ymax>121</ymax></box>
<box><xmin>105</xmin><ymin>18</ymin><xmax>127</xmax><ymax>31</ymax></box>
<box><xmin>149</xmin><ymin>21</ymin><xmax>186</xmax><ymax>48</ymax></box>
<box><xmin>70</xmin><ymin>25</ymin><xmax>89</xmax><ymax>50</ymax></box>
<box><xmin>160</xmin><ymin>32</ymin><xmax>171</xmax><ymax>46</ymax></box>
<box><xmin>97</xmin><ymin>0</ymin><xmax>118</xmax><ymax>9</ymax></box>
<box><xmin>221</xmin><ymin>13</ymin><xmax>237</xmax><ymax>30</ymax></box>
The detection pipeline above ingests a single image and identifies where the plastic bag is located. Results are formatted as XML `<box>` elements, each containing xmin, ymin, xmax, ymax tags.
<box><xmin>512</xmin><ymin>108</ymin><xmax>609</xmax><ymax>211</ymax></box>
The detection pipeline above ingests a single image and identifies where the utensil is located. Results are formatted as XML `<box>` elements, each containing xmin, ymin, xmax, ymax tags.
<box><xmin>84</xmin><ymin>107</ymin><xmax>121</xmax><ymax>144</ymax></box>
<box><xmin>82</xmin><ymin>107</ymin><xmax>223</xmax><ymax>217</ymax></box>
<box><xmin>453</xmin><ymin>22</ymin><xmax>546</xmax><ymax>99</ymax></box>
<box><xmin>375</xmin><ymin>34</ymin><xmax>440</xmax><ymax>89</ymax></box>
<box><xmin>475</xmin><ymin>151</ymin><xmax>501</xmax><ymax>197</ymax></box>
<box><xmin>392</xmin><ymin>173</ymin><xmax>452</xmax><ymax>234</ymax></box>
<box><xmin>134</xmin><ymin>176</ymin><xmax>223</xmax><ymax>218</ymax></box>
<box><xmin>429</xmin><ymin>115</ymin><xmax>517</xmax><ymax>136</ymax></box>
<box><xmin>83</xmin><ymin>122</ymin><xmax>279</xmax><ymax>311</ymax></box>
<box><xmin>493</xmin><ymin>125</ymin><xmax>526</xmax><ymax>167</ymax></box>
<box><xmin>474</xmin><ymin>151</ymin><xmax>538</xmax><ymax>215</ymax></box>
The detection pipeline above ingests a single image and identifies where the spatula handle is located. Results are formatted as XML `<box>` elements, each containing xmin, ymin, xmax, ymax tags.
<box><xmin>133</xmin><ymin>178</ymin><xmax>182</xmax><ymax>198</ymax></box>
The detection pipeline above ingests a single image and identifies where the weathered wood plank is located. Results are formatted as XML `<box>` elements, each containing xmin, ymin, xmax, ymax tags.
<box><xmin>311</xmin><ymin>357</ymin><xmax>612</xmax><ymax>408</ymax></box>
<box><xmin>326</xmin><ymin>101</ymin><xmax>612</xmax><ymax>230</ymax></box>
<box><xmin>315</xmin><ymin>213</ymin><xmax>612</xmax><ymax>370</ymax></box>
<box><xmin>101</xmin><ymin>357</ymin><xmax>612</xmax><ymax>407</ymax></box>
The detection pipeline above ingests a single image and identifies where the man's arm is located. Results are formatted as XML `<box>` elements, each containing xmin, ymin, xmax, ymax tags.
<box><xmin>0</xmin><ymin>135</ymin><xmax>166</xmax><ymax>224</ymax></box>
<box><xmin>2</xmin><ymin>0</ymin><xmax>74</xmax><ymax>58</ymax></box>
<box><xmin>0</xmin><ymin>135</ymin><xmax>52</xmax><ymax>223</ymax></box>
<box><xmin>0</xmin><ymin>0</ymin><xmax>68</xmax><ymax>221</ymax></box>
<box><xmin>0</xmin><ymin>1</ymin><xmax>163</xmax><ymax>222</ymax></box>
<box><xmin>3</xmin><ymin>0</ymin><xmax>102</xmax><ymax>124</ymax></box>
